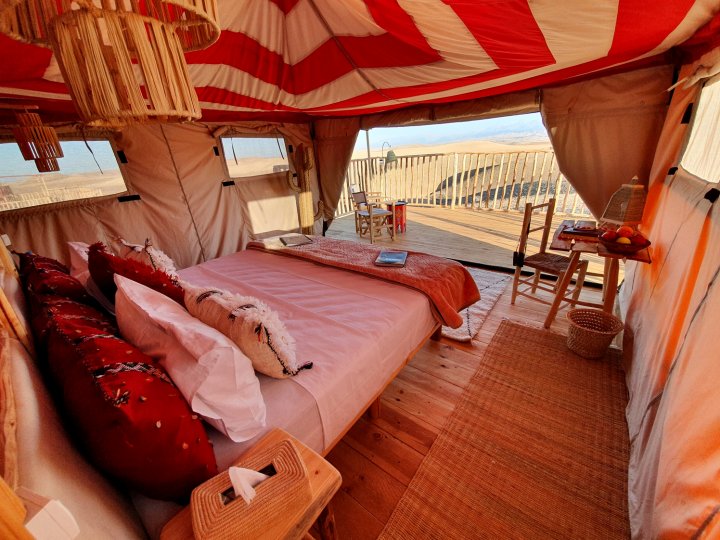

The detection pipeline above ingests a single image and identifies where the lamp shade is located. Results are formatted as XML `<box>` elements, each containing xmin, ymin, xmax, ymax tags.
<box><xmin>0</xmin><ymin>0</ymin><xmax>219</xmax><ymax>127</ymax></box>
<box><xmin>385</xmin><ymin>150</ymin><xmax>398</xmax><ymax>164</ymax></box>
<box><xmin>12</xmin><ymin>111</ymin><xmax>63</xmax><ymax>161</ymax></box>
<box><xmin>600</xmin><ymin>179</ymin><xmax>647</xmax><ymax>225</ymax></box>
<box><xmin>0</xmin><ymin>0</ymin><xmax>219</xmax><ymax>51</ymax></box>
<box><xmin>49</xmin><ymin>8</ymin><xmax>201</xmax><ymax>127</ymax></box>
<box><xmin>34</xmin><ymin>157</ymin><xmax>59</xmax><ymax>172</ymax></box>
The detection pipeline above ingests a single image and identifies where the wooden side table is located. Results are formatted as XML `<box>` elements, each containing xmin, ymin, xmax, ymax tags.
<box><xmin>160</xmin><ymin>429</ymin><xmax>341</xmax><ymax>540</ymax></box>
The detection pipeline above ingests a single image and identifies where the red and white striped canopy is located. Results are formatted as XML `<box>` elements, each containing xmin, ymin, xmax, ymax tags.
<box><xmin>1</xmin><ymin>0</ymin><xmax>719</xmax><ymax>124</ymax></box>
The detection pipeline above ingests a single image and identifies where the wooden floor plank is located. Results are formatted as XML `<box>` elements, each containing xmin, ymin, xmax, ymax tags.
<box><xmin>329</xmin><ymin>490</ymin><xmax>385</xmax><ymax>540</ymax></box>
<box><xmin>325</xmin><ymin>441</ymin><xmax>407</xmax><ymax>523</ymax></box>
<box><xmin>410</xmin><ymin>342</ymin><xmax>482</xmax><ymax>387</ymax></box>
<box><xmin>343</xmin><ymin>419</ymin><xmax>424</xmax><ymax>486</ymax></box>
<box><xmin>368</xmin><ymin>399</ymin><xmax>438</xmax><ymax>454</ymax></box>
<box><xmin>382</xmin><ymin>377</ymin><xmax>456</xmax><ymax>430</ymax></box>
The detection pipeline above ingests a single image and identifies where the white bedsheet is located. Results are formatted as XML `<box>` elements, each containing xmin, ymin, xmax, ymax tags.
<box><xmin>178</xmin><ymin>249</ymin><xmax>437</xmax><ymax>450</ymax></box>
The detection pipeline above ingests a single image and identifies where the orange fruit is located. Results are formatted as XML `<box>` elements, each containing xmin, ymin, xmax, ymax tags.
<box><xmin>616</xmin><ymin>225</ymin><xmax>634</xmax><ymax>238</ymax></box>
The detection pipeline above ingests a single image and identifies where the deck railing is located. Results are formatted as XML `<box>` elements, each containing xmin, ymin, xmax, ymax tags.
<box><xmin>335</xmin><ymin>151</ymin><xmax>591</xmax><ymax>219</ymax></box>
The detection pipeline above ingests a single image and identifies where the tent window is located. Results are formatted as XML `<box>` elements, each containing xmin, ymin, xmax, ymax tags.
<box><xmin>0</xmin><ymin>139</ymin><xmax>126</xmax><ymax>212</ymax></box>
<box><xmin>680</xmin><ymin>74</ymin><xmax>720</xmax><ymax>183</ymax></box>
<box><xmin>220</xmin><ymin>136</ymin><xmax>289</xmax><ymax>178</ymax></box>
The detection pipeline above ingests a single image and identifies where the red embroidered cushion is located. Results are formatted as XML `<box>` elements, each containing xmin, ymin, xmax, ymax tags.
<box><xmin>45</xmin><ymin>325</ymin><xmax>218</xmax><ymax>500</ymax></box>
<box><xmin>18</xmin><ymin>252</ymin><xmax>69</xmax><ymax>280</ymax></box>
<box><xmin>25</xmin><ymin>269</ymin><xmax>94</xmax><ymax>305</ymax></box>
<box><xmin>29</xmin><ymin>295</ymin><xmax>116</xmax><ymax>347</ymax></box>
<box><xmin>88</xmin><ymin>243</ymin><xmax>185</xmax><ymax>306</ymax></box>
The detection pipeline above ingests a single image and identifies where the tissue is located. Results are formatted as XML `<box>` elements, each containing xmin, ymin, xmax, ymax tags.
<box><xmin>228</xmin><ymin>467</ymin><xmax>269</xmax><ymax>504</ymax></box>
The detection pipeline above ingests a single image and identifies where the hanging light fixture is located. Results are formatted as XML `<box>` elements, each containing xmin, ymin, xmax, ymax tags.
<box><xmin>600</xmin><ymin>176</ymin><xmax>648</xmax><ymax>226</ymax></box>
<box><xmin>0</xmin><ymin>0</ymin><xmax>220</xmax><ymax>127</ymax></box>
<box><xmin>11</xmin><ymin>110</ymin><xmax>63</xmax><ymax>173</ymax></box>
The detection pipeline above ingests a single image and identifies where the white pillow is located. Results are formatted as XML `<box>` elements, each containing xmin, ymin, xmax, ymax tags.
<box><xmin>182</xmin><ymin>282</ymin><xmax>309</xmax><ymax>379</ymax></box>
<box><xmin>114</xmin><ymin>238</ymin><xmax>179</xmax><ymax>279</ymax></box>
<box><xmin>114</xmin><ymin>274</ymin><xmax>266</xmax><ymax>442</ymax></box>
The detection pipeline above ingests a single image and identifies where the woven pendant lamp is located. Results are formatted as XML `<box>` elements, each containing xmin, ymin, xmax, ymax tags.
<box><xmin>34</xmin><ymin>157</ymin><xmax>60</xmax><ymax>172</ymax></box>
<box><xmin>12</xmin><ymin>111</ymin><xmax>63</xmax><ymax>173</ymax></box>
<box><xmin>600</xmin><ymin>176</ymin><xmax>647</xmax><ymax>226</ymax></box>
<box><xmin>0</xmin><ymin>0</ymin><xmax>220</xmax><ymax>127</ymax></box>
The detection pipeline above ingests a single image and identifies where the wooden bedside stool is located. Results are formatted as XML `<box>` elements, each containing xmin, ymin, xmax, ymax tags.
<box><xmin>160</xmin><ymin>429</ymin><xmax>341</xmax><ymax>540</ymax></box>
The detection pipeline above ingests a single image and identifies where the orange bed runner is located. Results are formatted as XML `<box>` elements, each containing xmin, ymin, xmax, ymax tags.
<box><xmin>248</xmin><ymin>236</ymin><xmax>479</xmax><ymax>328</ymax></box>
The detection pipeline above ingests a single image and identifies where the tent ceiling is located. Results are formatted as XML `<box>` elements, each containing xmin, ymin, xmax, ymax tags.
<box><xmin>0</xmin><ymin>0</ymin><xmax>719</xmax><ymax>125</ymax></box>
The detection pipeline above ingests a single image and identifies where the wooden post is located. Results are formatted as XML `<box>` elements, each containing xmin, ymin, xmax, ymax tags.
<box><xmin>533</xmin><ymin>153</ymin><xmax>545</xmax><ymax>206</ymax></box>
<box><xmin>365</xmin><ymin>130</ymin><xmax>371</xmax><ymax>189</ymax></box>
<box><xmin>516</xmin><ymin>152</ymin><xmax>529</xmax><ymax>210</ymax></box>
<box><xmin>471</xmin><ymin>153</ymin><xmax>482</xmax><ymax>210</ymax></box>
<box><xmin>430</xmin><ymin>155</ymin><xmax>440</xmax><ymax>206</ymax></box>
<box><xmin>409</xmin><ymin>156</ymin><xmax>416</xmax><ymax>204</ymax></box>
<box><xmin>451</xmin><ymin>153</ymin><xmax>458</xmax><ymax>209</ymax></box>
<box><xmin>480</xmin><ymin>154</ymin><xmax>491</xmax><ymax>209</ymax></box>
<box><xmin>460</xmin><ymin>154</ymin><xmax>470</xmax><ymax>207</ymax></box>
<box><xmin>492</xmin><ymin>153</ymin><xmax>505</xmax><ymax>210</ymax></box>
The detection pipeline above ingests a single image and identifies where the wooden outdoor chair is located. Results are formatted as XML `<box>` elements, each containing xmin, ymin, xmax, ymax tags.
<box><xmin>511</xmin><ymin>199</ymin><xmax>588</xmax><ymax>308</ymax></box>
<box><xmin>351</xmin><ymin>191</ymin><xmax>395</xmax><ymax>244</ymax></box>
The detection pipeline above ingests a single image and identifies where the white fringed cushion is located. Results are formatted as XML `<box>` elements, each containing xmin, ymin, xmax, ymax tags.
<box><xmin>115</xmin><ymin>275</ymin><xmax>266</xmax><ymax>442</ymax></box>
<box><xmin>115</xmin><ymin>238</ymin><xmax>179</xmax><ymax>279</ymax></box>
<box><xmin>183</xmin><ymin>283</ymin><xmax>309</xmax><ymax>379</ymax></box>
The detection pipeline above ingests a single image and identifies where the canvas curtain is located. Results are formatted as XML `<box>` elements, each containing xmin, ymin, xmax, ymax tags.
<box><xmin>541</xmin><ymin>65</ymin><xmax>673</xmax><ymax>218</ymax></box>
<box><xmin>313</xmin><ymin>117</ymin><xmax>361</xmax><ymax>228</ymax></box>
<box><xmin>618</xmin><ymin>52</ymin><xmax>720</xmax><ymax>537</ymax></box>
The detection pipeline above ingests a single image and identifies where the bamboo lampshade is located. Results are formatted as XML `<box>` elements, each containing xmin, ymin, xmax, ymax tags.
<box><xmin>0</xmin><ymin>0</ymin><xmax>219</xmax><ymax>51</ymax></box>
<box><xmin>0</xmin><ymin>0</ymin><xmax>219</xmax><ymax>127</ymax></box>
<box><xmin>34</xmin><ymin>157</ymin><xmax>59</xmax><ymax>172</ymax></box>
<box><xmin>600</xmin><ymin>179</ymin><xmax>647</xmax><ymax>226</ymax></box>
<box><xmin>12</xmin><ymin>110</ymin><xmax>63</xmax><ymax>173</ymax></box>
<box><xmin>12</xmin><ymin>111</ymin><xmax>63</xmax><ymax>161</ymax></box>
<box><xmin>50</xmin><ymin>8</ymin><xmax>201</xmax><ymax>127</ymax></box>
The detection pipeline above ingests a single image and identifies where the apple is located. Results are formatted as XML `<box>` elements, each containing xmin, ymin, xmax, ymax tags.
<box><xmin>601</xmin><ymin>230</ymin><xmax>618</xmax><ymax>241</ymax></box>
<box><xmin>630</xmin><ymin>234</ymin><xmax>647</xmax><ymax>246</ymax></box>
<box><xmin>616</xmin><ymin>225</ymin><xmax>635</xmax><ymax>238</ymax></box>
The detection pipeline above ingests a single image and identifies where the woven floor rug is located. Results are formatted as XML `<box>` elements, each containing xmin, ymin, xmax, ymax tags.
<box><xmin>441</xmin><ymin>268</ymin><xmax>510</xmax><ymax>342</ymax></box>
<box><xmin>381</xmin><ymin>320</ymin><xmax>630</xmax><ymax>539</ymax></box>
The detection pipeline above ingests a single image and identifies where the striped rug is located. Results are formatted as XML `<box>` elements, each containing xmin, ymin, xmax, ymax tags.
<box><xmin>380</xmin><ymin>320</ymin><xmax>630</xmax><ymax>539</ymax></box>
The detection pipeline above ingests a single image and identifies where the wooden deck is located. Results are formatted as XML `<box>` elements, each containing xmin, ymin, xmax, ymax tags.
<box><xmin>322</xmin><ymin>274</ymin><xmax>606</xmax><ymax>538</ymax></box>
<box><xmin>326</xmin><ymin>206</ymin><xmax>616</xmax><ymax>284</ymax></box>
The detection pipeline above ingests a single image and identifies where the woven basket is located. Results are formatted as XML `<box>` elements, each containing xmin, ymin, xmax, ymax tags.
<box><xmin>566</xmin><ymin>309</ymin><xmax>623</xmax><ymax>359</ymax></box>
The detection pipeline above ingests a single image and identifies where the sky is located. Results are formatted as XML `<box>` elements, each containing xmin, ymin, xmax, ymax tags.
<box><xmin>355</xmin><ymin>111</ymin><xmax>548</xmax><ymax>152</ymax></box>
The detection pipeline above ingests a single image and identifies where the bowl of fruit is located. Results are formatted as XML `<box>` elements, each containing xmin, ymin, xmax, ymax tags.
<box><xmin>599</xmin><ymin>225</ymin><xmax>651</xmax><ymax>254</ymax></box>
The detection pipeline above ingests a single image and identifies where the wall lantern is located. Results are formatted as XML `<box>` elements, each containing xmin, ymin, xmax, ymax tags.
<box><xmin>0</xmin><ymin>0</ymin><xmax>220</xmax><ymax>128</ymax></box>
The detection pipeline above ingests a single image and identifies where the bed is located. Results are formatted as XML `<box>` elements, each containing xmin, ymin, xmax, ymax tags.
<box><xmin>2</xmin><ymin>239</ymin><xmax>478</xmax><ymax>538</ymax></box>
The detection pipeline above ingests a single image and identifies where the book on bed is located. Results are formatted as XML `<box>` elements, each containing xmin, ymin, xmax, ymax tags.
<box><xmin>280</xmin><ymin>234</ymin><xmax>313</xmax><ymax>247</ymax></box>
<box><xmin>374</xmin><ymin>250</ymin><xmax>408</xmax><ymax>267</ymax></box>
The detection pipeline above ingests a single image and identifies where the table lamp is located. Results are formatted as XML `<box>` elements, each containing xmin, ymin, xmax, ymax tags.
<box><xmin>600</xmin><ymin>176</ymin><xmax>647</xmax><ymax>226</ymax></box>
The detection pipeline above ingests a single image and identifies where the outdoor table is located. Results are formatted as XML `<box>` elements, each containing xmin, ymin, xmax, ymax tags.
<box><xmin>544</xmin><ymin>220</ymin><xmax>651</xmax><ymax>328</ymax></box>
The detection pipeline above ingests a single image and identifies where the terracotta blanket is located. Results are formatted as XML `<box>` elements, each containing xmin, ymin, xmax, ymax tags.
<box><xmin>247</xmin><ymin>236</ymin><xmax>480</xmax><ymax>328</ymax></box>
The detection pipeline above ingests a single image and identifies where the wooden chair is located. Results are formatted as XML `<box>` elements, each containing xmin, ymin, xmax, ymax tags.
<box><xmin>511</xmin><ymin>199</ymin><xmax>588</xmax><ymax>310</ymax></box>
<box><xmin>351</xmin><ymin>191</ymin><xmax>394</xmax><ymax>244</ymax></box>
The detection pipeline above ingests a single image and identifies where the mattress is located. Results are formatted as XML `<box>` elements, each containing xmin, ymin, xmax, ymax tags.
<box><xmin>135</xmin><ymin>248</ymin><xmax>437</xmax><ymax>537</ymax></box>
